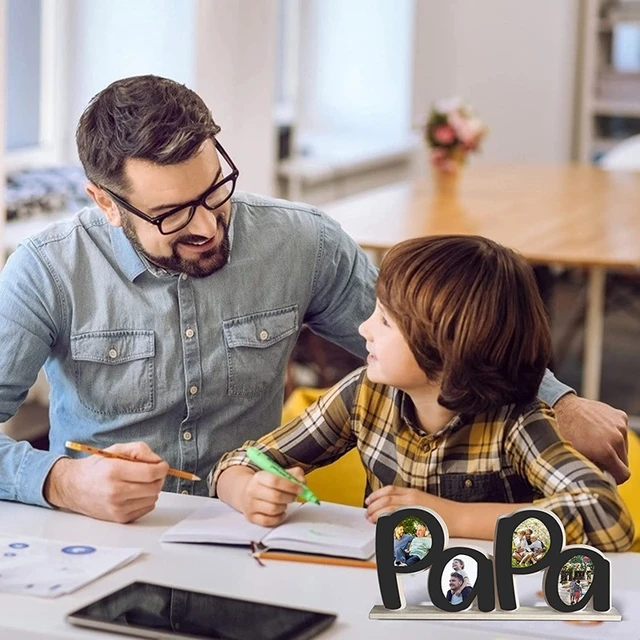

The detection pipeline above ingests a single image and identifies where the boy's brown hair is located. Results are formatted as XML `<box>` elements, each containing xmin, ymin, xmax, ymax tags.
<box><xmin>376</xmin><ymin>235</ymin><xmax>551</xmax><ymax>414</ymax></box>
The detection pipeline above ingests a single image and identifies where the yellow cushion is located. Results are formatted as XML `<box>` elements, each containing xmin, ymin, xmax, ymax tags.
<box><xmin>617</xmin><ymin>430</ymin><xmax>640</xmax><ymax>551</ymax></box>
<box><xmin>281</xmin><ymin>387</ymin><xmax>366</xmax><ymax>507</ymax></box>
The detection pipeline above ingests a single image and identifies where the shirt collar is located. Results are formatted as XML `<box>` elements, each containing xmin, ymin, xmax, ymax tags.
<box><xmin>109</xmin><ymin>204</ymin><xmax>237</xmax><ymax>283</ymax></box>
<box><xmin>110</xmin><ymin>225</ymin><xmax>147</xmax><ymax>282</ymax></box>
<box><xmin>397</xmin><ymin>389</ymin><xmax>467</xmax><ymax>439</ymax></box>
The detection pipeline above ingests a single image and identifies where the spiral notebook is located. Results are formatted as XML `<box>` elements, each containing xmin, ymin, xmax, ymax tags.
<box><xmin>161</xmin><ymin>499</ymin><xmax>376</xmax><ymax>560</ymax></box>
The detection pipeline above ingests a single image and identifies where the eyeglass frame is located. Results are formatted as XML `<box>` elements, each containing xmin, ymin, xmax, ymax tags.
<box><xmin>98</xmin><ymin>139</ymin><xmax>240</xmax><ymax>235</ymax></box>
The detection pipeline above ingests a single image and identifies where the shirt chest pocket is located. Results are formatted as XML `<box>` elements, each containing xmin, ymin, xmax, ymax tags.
<box><xmin>70</xmin><ymin>330</ymin><xmax>155</xmax><ymax>415</ymax></box>
<box><xmin>439</xmin><ymin>472</ymin><xmax>508</xmax><ymax>502</ymax></box>
<box><xmin>223</xmin><ymin>306</ymin><xmax>299</xmax><ymax>397</ymax></box>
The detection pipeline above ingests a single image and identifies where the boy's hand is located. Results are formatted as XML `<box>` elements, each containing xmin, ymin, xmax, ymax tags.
<box><xmin>241</xmin><ymin>467</ymin><xmax>306</xmax><ymax>527</ymax></box>
<box><xmin>365</xmin><ymin>486</ymin><xmax>454</xmax><ymax>527</ymax></box>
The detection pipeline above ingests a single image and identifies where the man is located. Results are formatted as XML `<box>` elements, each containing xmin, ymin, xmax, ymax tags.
<box><xmin>403</xmin><ymin>525</ymin><xmax>432</xmax><ymax>565</ymax></box>
<box><xmin>519</xmin><ymin>535</ymin><xmax>545</xmax><ymax>565</ymax></box>
<box><xmin>446</xmin><ymin>572</ymin><xmax>472</xmax><ymax>605</ymax></box>
<box><xmin>451</xmin><ymin>558</ymin><xmax>471</xmax><ymax>591</ymax></box>
<box><xmin>0</xmin><ymin>75</ymin><xmax>630</xmax><ymax>523</ymax></box>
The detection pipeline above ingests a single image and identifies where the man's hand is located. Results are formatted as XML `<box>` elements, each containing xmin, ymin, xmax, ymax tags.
<box><xmin>44</xmin><ymin>442</ymin><xmax>169</xmax><ymax>523</ymax></box>
<box><xmin>553</xmin><ymin>394</ymin><xmax>630</xmax><ymax>484</ymax></box>
<box><xmin>216</xmin><ymin>465</ymin><xmax>306</xmax><ymax>527</ymax></box>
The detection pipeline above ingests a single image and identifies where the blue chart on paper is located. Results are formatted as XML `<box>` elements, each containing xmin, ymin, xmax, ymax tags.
<box><xmin>61</xmin><ymin>546</ymin><xmax>97</xmax><ymax>555</ymax></box>
<box><xmin>0</xmin><ymin>534</ymin><xmax>141</xmax><ymax>598</ymax></box>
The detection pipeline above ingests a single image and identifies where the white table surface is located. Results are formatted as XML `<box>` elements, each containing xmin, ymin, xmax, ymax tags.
<box><xmin>0</xmin><ymin>492</ymin><xmax>637</xmax><ymax>640</ymax></box>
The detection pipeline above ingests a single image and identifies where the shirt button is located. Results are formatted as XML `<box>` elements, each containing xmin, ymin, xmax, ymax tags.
<box><xmin>108</xmin><ymin>348</ymin><xmax>118</xmax><ymax>359</ymax></box>
<box><xmin>181</xmin><ymin>490</ymin><xmax>189</xmax><ymax>495</ymax></box>
<box><xmin>189</xmin><ymin>385</ymin><xmax>198</xmax><ymax>395</ymax></box>
<box><xmin>259</xmin><ymin>330</ymin><xmax>269</xmax><ymax>341</ymax></box>
<box><xmin>185</xmin><ymin>328</ymin><xmax>195</xmax><ymax>338</ymax></box>
<box><xmin>183</xmin><ymin>431</ymin><xmax>192</xmax><ymax>441</ymax></box>
<box><xmin>181</xmin><ymin>273</ymin><xmax>188</xmax><ymax>280</ymax></box>
<box><xmin>464</xmin><ymin>478</ymin><xmax>473</xmax><ymax>488</ymax></box>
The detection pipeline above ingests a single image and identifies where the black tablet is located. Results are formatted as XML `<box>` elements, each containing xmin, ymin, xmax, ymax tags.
<box><xmin>66</xmin><ymin>581</ymin><xmax>337</xmax><ymax>640</ymax></box>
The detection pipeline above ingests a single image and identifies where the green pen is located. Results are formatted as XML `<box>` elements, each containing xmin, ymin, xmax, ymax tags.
<box><xmin>246</xmin><ymin>447</ymin><xmax>320</xmax><ymax>505</ymax></box>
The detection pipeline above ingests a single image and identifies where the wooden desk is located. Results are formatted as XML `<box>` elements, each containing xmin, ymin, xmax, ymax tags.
<box><xmin>0</xmin><ymin>493</ymin><xmax>638</xmax><ymax>639</ymax></box>
<box><xmin>323</xmin><ymin>164</ymin><xmax>640</xmax><ymax>400</ymax></box>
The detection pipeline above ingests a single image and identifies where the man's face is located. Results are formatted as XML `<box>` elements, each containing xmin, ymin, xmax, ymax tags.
<box><xmin>109</xmin><ymin>139</ymin><xmax>232</xmax><ymax>278</ymax></box>
<box><xmin>449</xmin><ymin>575</ymin><xmax>463</xmax><ymax>591</ymax></box>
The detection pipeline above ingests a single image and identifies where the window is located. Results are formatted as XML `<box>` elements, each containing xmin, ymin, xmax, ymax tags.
<box><xmin>4</xmin><ymin>0</ymin><xmax>61</xmax><ymax>169</ymax></box>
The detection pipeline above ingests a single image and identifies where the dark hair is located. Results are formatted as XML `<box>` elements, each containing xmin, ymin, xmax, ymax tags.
<box><xmin>450</xmin><ymin>572</ymin><xmax>464</xmax><ymax>582</ymax></box>
<box><xmin>376</xmin><ymin>235</ymin><xmax>551</xmax><ymax>414</ymax></box>
<box><xmin>76</xmin><ymin>75</ymin><xmax>221</xmax><ymax>193</ymax></box>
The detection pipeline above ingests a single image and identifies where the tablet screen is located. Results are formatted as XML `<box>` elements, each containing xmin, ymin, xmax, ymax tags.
<box><xmin>66</xmin><ymin>581</ymin><xmax>336</xmax><ymax>640</ymax></box>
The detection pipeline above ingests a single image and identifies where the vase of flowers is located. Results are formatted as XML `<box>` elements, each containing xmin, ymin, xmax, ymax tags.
<box><xmin>424</xmin><ymin>98</ymin><xmax>488</xmax><ymax>197</ymax></box>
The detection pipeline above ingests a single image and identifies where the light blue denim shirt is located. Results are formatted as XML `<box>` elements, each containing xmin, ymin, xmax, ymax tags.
<box><xmin>0</xmin><ymin>191</ymin><xmax>572</xmax><ymax>508</ymax></box>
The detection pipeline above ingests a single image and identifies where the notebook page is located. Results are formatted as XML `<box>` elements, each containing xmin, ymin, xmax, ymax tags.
<box><xmin>263</xmin><ymin>502</ymin><xmax>375</xmax><ymax>558</ymax></box>
<box><xmin>161</xmin><ymin>499</ymin><xmax>293</xmax><ymax>545</ymax></box>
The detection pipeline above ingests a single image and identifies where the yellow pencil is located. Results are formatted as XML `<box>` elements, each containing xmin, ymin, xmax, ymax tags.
<box><xmin>255</xmin><ymin>550</ymin><xmax>376</xmax><ymax>570</ymax></box>
<box><xmin>65</xmin><ymin>441</ymin><xmax>201</xmax><ymax>482</ymax></box>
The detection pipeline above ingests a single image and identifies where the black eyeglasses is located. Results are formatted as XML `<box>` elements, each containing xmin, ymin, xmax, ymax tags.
<box><xmin>100</xmin><ymin>140</ymin><xmax>239</xmax><ymax>235</ymax></box>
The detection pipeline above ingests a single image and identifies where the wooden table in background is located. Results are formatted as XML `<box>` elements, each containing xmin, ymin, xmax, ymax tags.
<box><xmin>323</xmin><ymin>164</ymin><xmax>640</xmax><ymax>401</ymax></box>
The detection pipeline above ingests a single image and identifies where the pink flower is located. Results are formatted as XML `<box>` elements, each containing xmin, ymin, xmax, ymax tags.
<box><xmin>433</xmin><ymin>125</ymin><xmax>456</xmax><ymax>146</ymax></box>
<box><xmin>449</xmin><ymin>111</ymin><xmax>486</xmax><ymax>148</ymax></box>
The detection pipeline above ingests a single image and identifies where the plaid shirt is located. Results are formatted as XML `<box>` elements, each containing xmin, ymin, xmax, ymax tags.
<box><xmin>210</xmin><ymin>367</ymin><xmax>634</xmax><ymax>551</ymax></box>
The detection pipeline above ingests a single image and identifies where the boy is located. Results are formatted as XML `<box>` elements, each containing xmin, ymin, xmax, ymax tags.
<box><xmin>451</xmin><ymin>558</ymin><xmax>471</xmax><ymax>592</ymax></box>
<box><xmin>570</xmin><ymin>579</ymin><xmax>583</xmax><ymax>605</ymax></box>
<box><xmin>210</xmin><ymin>236</ymin><xmax>634</xmax><ymax>551</ymax></box>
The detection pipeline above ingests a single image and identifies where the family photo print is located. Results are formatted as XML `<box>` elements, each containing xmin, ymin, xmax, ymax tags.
<box><xmin>371</xmin><ymin>506</ymin><xmax>619</xmax><ymax>621</ymax></box>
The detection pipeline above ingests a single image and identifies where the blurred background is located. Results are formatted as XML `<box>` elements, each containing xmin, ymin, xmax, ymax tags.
<box><xmin>1</xmin><ymin>0</ymin><xmax>639</xmax><ymax>444</ymax></box>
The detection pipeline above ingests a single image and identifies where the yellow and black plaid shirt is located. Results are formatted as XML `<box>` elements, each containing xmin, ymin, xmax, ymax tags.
<box><xmin>210</xmin><ymin>367</ymin><xmax>634</xmax><ymax>551</ymax></box>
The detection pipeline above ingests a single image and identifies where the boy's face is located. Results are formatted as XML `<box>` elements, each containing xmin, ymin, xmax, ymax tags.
<box><xmin>358</xmin><ymin>302</ymin><xmax>429</xmax><ymax>390</ymax></box>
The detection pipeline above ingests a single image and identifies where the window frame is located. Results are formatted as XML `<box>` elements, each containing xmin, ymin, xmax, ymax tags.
<box><xmin>4</xmin><ymin>0</ymin><xmax>70</xmax><ymax>171</ymax></box>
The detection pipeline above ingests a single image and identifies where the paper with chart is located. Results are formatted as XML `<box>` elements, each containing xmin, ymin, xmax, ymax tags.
<box><xmin>0</xmin><ymin>534</ymin><xmax>141</xmax><ymax>597</ymax></box>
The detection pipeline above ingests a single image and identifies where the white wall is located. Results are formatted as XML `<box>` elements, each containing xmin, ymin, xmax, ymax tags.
<box><xmin>64</xmin><ymin>0</ymin><xmax>197</xmax><ymax>161</ymax></box>
<box><xmin>194</xmin><ymin>0</ymin><xmax>278</xmax><ymax>196</ymax></box>
<box><xmin>412</xmin><ymin>0</ymin><xmax>580</xmax><ymax>163</ymax></box>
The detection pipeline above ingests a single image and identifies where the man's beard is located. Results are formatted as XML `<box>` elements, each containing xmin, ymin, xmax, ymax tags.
<box><xmin>121</xmin><ymin>212</ymin><xmax>231</xmax><ymax>278</ymax></box>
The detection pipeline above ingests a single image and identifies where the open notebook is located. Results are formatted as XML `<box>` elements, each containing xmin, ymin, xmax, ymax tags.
<box><xmin>161</xmin><ymin>499</ymin><xmax>376</xmax><ymax>560</ymax></box>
